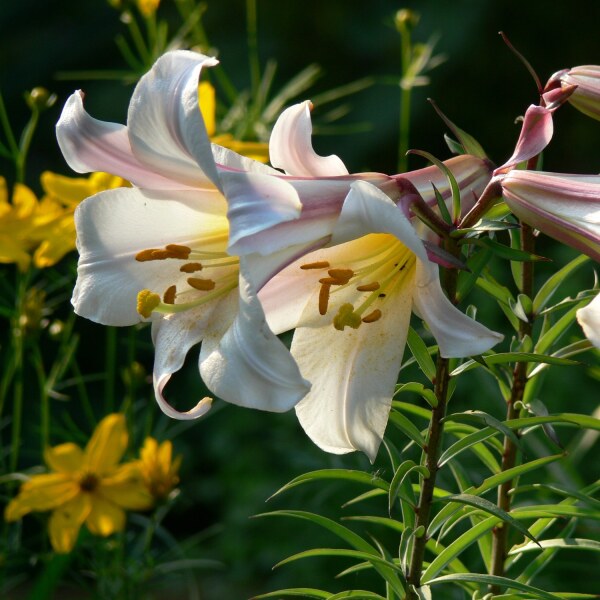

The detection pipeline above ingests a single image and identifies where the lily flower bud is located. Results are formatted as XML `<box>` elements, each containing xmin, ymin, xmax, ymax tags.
<box><xmin>500</xmin><ymin>170</ymin><xmax>600</xmax><ymax>262</ymax></box>
<box><xmin>547</xmin><ymin>65</ymin><xmax>600</xmax><ymax>121</ymax></box>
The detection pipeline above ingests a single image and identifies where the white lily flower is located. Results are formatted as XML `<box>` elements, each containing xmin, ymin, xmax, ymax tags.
<box><xmin>57</xmin><ymin>49</ymin><xmax>498</xmax><ymax>449</ymax></box>
<box><xmin>577</xmin><ymin>292</ymin><xmax>600</xmax><ymax>349</ymax></box>
<box><xmin>57</xmin><ymin>50</ymin><xmax>313</xmax><ymax>418</ymax></box>
<box><xmin>258</xmin><ymin>182</ymin><xmax>503</xmax><ymax>462</ymax></box>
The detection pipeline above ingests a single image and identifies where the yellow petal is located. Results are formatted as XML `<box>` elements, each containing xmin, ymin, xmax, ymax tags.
<box><xmin>12</xmin><ymin>183</ymin><xmax>38</xmax><ymax>219</ymax></box>
<box><xmin>157</xmin><ymin>440</ymin><xmax>173</xmax><ymax>473</ymax></box>
<box><xmin>0</xmin><ymin>176</ymin><xmax>7</xmax><ymax>204</ymax></box>
<box><xmin>0</xmin><ymin>237</ymin><xmax>32</xmax><ymax>271</ymax></box>
<box><xmin>198</xmin><ymin>81</ymin><xmax>216</xmax><ymax>137</ymax></box>
<box><xmin>140</xmin><ymin>437</ymin><xmax>158</xmax><ymax>464</ymax></box>
<box><xmin>83</xmin><ymin>414</ymin><xmax>128</xmax><ymax>474</ymax></box>
<box><xmin>44</xmin><ymin>443</ymin><xmax>84</xmax><ymax>474</ymax></box>
<box><xmin>40</xmin><ymin>171</ymin><xmax>93</xmax><ymax>206</ymax></box>
<box><xmin>5</xmin><ymin>474</ymin><xmax>78</xmax><ymax>520</ymax></box>
<box><xmin>88</xmin><ymin>172</ymin><xmax>129</xmax><ymax>192</ymax></box>
<box><xmin>33</xmin><ymin>218</ymin><xmax>76</xmax><ymax>268</ymax></box>
<box><xmin>48</xmin><ymin>493</ymin><xmax>91</xmax><ymax>553</ymax></box>
<box><xmin>98</xmin><ymin>479</ymin><xmax>154</xmax><ymax>511</ymax></box>
<box><xmin>85</xmin><ymin>495</ymin><xmax>125</xmax><ymax>536</ymax></box>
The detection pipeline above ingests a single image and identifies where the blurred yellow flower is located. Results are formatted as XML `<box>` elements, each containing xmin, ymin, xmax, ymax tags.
<box><xmin>137</xmin><ymin>0</ymin><xmax>160</xmax><ymax>18</ymax></box>
<box><xmin>5</xmin><ymin>414</ymin><xmax>153</xmax><ymax>553</ymax></box>
<box><xmin>138</xmin><ymin>437</ymin><xmax>181</xmax><ymax>500</ymax></box>
<box><xmin>198</xmin><ymin>81</ymin><xmax>270</xmax><ymax>163</ymax></box>
<box><xmin>0</xmin><ymin>173</ymin><xmax>128</xmax><ymax>270</ymax></box>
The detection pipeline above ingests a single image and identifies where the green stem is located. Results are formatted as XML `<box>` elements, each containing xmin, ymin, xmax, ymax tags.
<box><xmin>15</xmin><ymin>108</ymin><xmax>39</xmax><ymax>183</ymax></box>
<box><xmin>489</xmin><ymin>221</ymin><xmax>535</xmax><ymax>591</ymax></box>
<box><xmin>105</xmin><ymin>326</ymin><xmax>117</xmax><ymax>413</ymax></box>
<box><xmin>397</xmin><ymin>24</ymin><xmax>412</xmax><ymax>173</ymax></box>
<box><xmin>406</xmin><ymin>240</ymin><xmax>460</xmax><ymax>598</ymax></box>
<box><xmin>246</xmin><ymin>0</ymin><xmax>261</xmax><ymax>98</ymax></box>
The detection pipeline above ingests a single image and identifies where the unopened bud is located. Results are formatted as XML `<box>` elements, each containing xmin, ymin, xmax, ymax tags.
<box><xmin>395</xmin><ymin>9</ymin><xmax>419</xmax><ymax>31</ymax></box>
<box><xmin>25</xmin><ymin>87</ymin><xmax>57</xmax><ymax>111</ymax></box>
<box><xmin>547</xmin><ymin>65</ymin><xmax>600</xmax><ymax>121</ymax></box>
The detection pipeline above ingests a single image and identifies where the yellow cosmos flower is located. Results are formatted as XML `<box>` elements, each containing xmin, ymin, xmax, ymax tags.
<box><xmin>198</xmin><ymin>81</ymin><xmax>270</xmax><ymax>163</ymax></box>
<box><xmin>138</xmin><ymin>437</ymin><xmax>181</xmax><ymax>500</ymax></box>
<box><xmin>5</xmin><ymin>414</ymin><xmax>153</xmax><ymax>554</ymax></box>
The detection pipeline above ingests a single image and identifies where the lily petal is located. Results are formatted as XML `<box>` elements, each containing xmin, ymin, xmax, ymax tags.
<box><xmin>269</xmin><ymin>101</ymin><xmax>349</xmax><ymax>177</ymax></box>
<box><xmin>496</xmin><ymin>105</ymin><xmax>554</xmax><ymax>173</ymax></box>
<box><xmin>199</xmin><ymin>265</ymin><xmax>310</xmax><ymax>412</ymax></box>
<box><xmin>293</xmin><ymin>248</ymin><xmax>414</xmax><ymax>462</ymax></box>
<box><xmin>127</xmin><ymin>50</ymin><xmax>221</xmax><ymax>191</ymax></box>
<box><xmin>72</xmin><ymin>187</ymin><xmax>228</xmax><ymax>326</ymax></box>
<box><xmin>413</xmin><ymin>260</ymin><xmax>504</xmax><ymax>357</ymax></box>
<box><xmin>577</xmin><ymin>292</ymin><xmax>600</xmax><ymax>348</ymax></box>
<box><xmin>56</xmin><ymin>92</ymin><xmax>183</xmax><ymax>190</ymax></box>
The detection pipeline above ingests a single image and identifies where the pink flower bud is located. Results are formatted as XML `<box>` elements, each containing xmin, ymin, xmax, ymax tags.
<box><xmin>500</xmin><ymin>170</ymin><xmax>600</xmax><ymax>262</ymax></box>
<box><xmin>548</xmin><ymin>65</ymin><xmax>600</xmax><ymax>121</ymax></box>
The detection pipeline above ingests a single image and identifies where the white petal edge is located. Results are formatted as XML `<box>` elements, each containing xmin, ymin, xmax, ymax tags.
<box><xmin>127</xmin><ymin>50</ymin><xmax>221</xmax><ymax>191</ymax></box>
<box><xmin>269</xmin><ymin>101</ymin><xmax>349</xmax><ymax>177</ymax></box>
<box><xmin>413</xmin><ymin>260</ymin><xmax>504</xmax><ymax>357</ymax></box>
<box><xmin>56</xmin><ymin>92</ymin><xmax>184</xmax><ymax>189</ymax></box>
<box><xmin>199</xmin><ymin>262</ymin><xmax>310</xmax><ymax>412</ymax></box>
<box><xmin>577</xmin><ymin>292</ymin><xmax>600</xmax><ymax>349</ymax></box>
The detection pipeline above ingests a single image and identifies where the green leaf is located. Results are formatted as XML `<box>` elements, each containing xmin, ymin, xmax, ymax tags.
<box><xmin>456</xmin><ymin>248</ymin><xmax>494</xmax><ymax>302</ymax></box>
<box><xmin>475</xmin><ymin>238</ymin><xmax>549</xmax><ymax>262</ymax></box>
<box><xmin>252</xmin><ymin>589</ymin><xmax>331</xmax><ymax>599</ymax></box>
<box><xmin>391</xmin><ymin>401</ymin><xmax>432</xmax><ymax>422</ymax></box>
<box><xmin>275</xmin><ymin>548</ymin><xmax>403</xmax><ymax>576</ymax></box>
<box><xmin>425</xmin><ymin>573</ymin><xmax>561</xmax><ymax>599</ymax></box>
<box><xmin>450</xmin><ymin>352</ymin><xmax>577</xmax><ymax>377</ymax></box>
<box><xmin>533</xmin><ymin>254</ymin><xmax>590</xmax><ymax>313</ymax></box>
<box><xmin>395</xmin><ymin>382</ymin><xmax>438</xmax><ymax>408</ymax></box>
<box><xmin>328</xmin><ymin>591</ymin><xmax>387</xmax><ymax>600</ymax></box>
<box><xmin>439</xmin><ymin>428</ymin><xmax>497</xmax><ymax>468</ymax></box>
<box><xmin>389</xmin><ymin>460</ymin><xmax>428</xmax><ymax>514</ymax></box>
<box><xmin>406</xmin><ymin>327</ymin><xmax>436</xmax><ymax>381</ymax></box>
<box><xmin>535</xmin><ymin>304</ymin><xmax>586</xmax><ymax>355</ymax></box>
<box><xmin>421</xmin><ymin>517</ymin><xmax>499</xmax><ymax>582</ymax></box>
<box><xmin>409</xmin><ymin>149</ymin><xmax>462</xmax><ymax>222</ymax></box>
<box><xmin>509</xmin><ymin>538</ymin><xmax>600</xmax><ymax>555</ymax></box>
<box><xmin>388</xmin><ymin>411</ymin><xmax>427</xmax><ymax>448</ymax></box>
<box><xmin>438</xmin><ymin>494</ymin><xmax>540</xmax><ymax>546</ymax></box>
<box><xmin>269</xmin><ymin>470</ymin><xmax>389</xmax><ymax>499</ymax></box>
<box><xmin>443</xmin><ymin>410</ymin><xmax>521</xmax><ymax>449</ymax></box>
<box><xmin>257</xmin><ymin>511</ymin><xmax>405</xmax><ymax>596</ymax></box>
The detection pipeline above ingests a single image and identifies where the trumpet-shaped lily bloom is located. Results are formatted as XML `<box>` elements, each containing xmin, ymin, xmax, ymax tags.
<box><xmin>257</xmin><ymin>181</ymin><xmax>503</xmax><ymax>461</ymax></box>
<box><xmin>547</xmin><ymin>65</ymin><xmax>600</xmax><ymax>122</ymax></box>
<box><xmin>577</xmin><ymin>292</ymin><xmax>600</xmax><ymax>349</ymax></box>
<box><xmin>57</xmin><ymin>49</ymin><xmax>493</xmax><ymax>426</ymax></box>
<box><xmin>500</xmin><ymin>170</ymin><xmax>600</xmax><ymax>262</ymax></box>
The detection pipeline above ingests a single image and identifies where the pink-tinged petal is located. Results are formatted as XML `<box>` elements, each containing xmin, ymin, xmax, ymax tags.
<box><xmin>331</xmin><ymin>180</ymin><xmax>430</xmax><ymax>265</ymax></box>
<box><xmin>56</xmin><ymin>92</ymin><xmax>182</xmax><ymax>189</ymax></box>
<box><xmin>293</xmin><ymin>269</ymin><xmax>414</xmax><ymax>462</ymax></box>
<box><xmin>127</xmin><ymin>50</ymin><xmax>221</xmax><ymax>191</ymax></box>
<box><xmin>556</xmin><ymin>65</ymin><xmax>600</xmax><ymax>121</ymax></box>
<box><xmin>220</xmin><ymin>171</ymin><xmax>303</xmax><ymax>255</ymax></box>
<box><xmin>413</xmin><ymin>260</ymin><xmax>503</xmax><ymax>357</ymax></box>
<box><xmin>496</xmin><ymin>105</ymin><xmax>554</xmax><ymax>174</ymax></box>
<box><xmin>150</xmin><ymin>298</ymin><xmax>233</xmax><ymax>420</ymax></box>
<box><xmin>269</xmin><ymin>101</ymin><xmax>349</xmax><ymax>177</ymax></box>
<box><xmin>199</xmin><ymin>265</ymin><xmax>310</xmax><ymax>412</ymax></box>
<box><xmin>577</xmin><ymin>293</ymin><xmax>600</xmax><ymax>349</ymax></box>
<box><xmin>72</xmin><ymin>187</ymin><xmax>228</xmax><ymax>326</ymax></box>
<box><xmin>212</xmin><ymin>144</ymin><xmax>280</xmax><ymax>175</ymax></box>
<box><xmin>501</xmin><ymin>170</ymin><xmax>600</xmax><ymax>262</ymax></box>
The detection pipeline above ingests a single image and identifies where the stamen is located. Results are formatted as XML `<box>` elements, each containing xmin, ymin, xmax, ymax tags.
<box><xmin>135</xmin><ymin>248</ymin><xmax>160</xmax><ymax>262</ymax></box>
<box><xmin>333</xmin><ymin>303</ymin><xmax>362</xmax><ymax>331</ymax></box>
<box><xmin>187</xmin><ymin>277</ymin><xmax>216</xmax><ymax>291</ymax></box>
<box><xmin>163</xmin><ymin>285</ymin><xmax>177</xmax><ymax>305</ymax></box>
<box><xmin>180</xmin><ymin>262</ymin><xmax>203</xmax><ymax>273</ymax></box>
<box><xmin>362</xmin><ymin>309</ymin><xmax>382</xmax><ymax>323</ymax></box>
<box><xmin>328</xmin><ymin>268</ymin><xmax>354</xmax><ymax>284</ymax></box>
<box><xmin>165</xmin><ymin>244</ymin><xmax>192</xmax><ymax>259</ymax></box>
<box><xmin>137</xmin><ymin>289</ymin><xmax>161</xmax><ymax>318</ymax></box>
<box><xmin>356</xmin><ymin>282</ymin><xmax>380</xmax><ymax>292</ymax></box>
<box><xmin>318</xmin><ymin>283</ymin><xmax>331</xmax><ymax>315</ymax></box>
<box><xmin>319</xmin><ymin>277</ymin><xmax>340</xmax><ymax>285</ymax></box>
<box><xmin>300</xmin><ymin>261</ymin><xmax>330</xmax><ymax>270</ymax></box>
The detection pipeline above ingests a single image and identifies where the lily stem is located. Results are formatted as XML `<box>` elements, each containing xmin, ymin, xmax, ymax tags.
<box><xmin>406</xmin><ymin>240</ymin><xmax>459</xmax><ymax>598</ymax></box>
<box><xmin>489</xmin><ymin>221</ymin><xmax>535</xmax><ymax>592</ymax></box>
